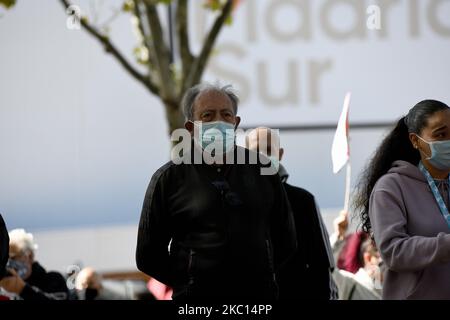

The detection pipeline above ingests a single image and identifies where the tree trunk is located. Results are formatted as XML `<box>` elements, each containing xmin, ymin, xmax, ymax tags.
<box><xmin>164</xmin><ymin>101</ymin><xmax>185</xmax><ymax>137</ymax></box>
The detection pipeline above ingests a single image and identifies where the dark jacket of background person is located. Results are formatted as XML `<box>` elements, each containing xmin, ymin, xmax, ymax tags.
<box><xmin>276</xmin><ymin>166</ymin><xmax>337</xmax><ymax>300</ymax></box>
<box><xmin>370</xmin><ymin>160</ymin><xmax>450</xmax><ymax>299</ymax></box>
<box><xmin>0</xmin><ymin>215</ymin><xmax>8</xmax><ymax>280</ymax></box>
<box><xmin>136</xmin><ymin>147</ymin><xmax>297</xmax><ymax>300</ymax></box>
<box><xmin>19</xmin><ymin>262</ymin><xmax>69</xmax><ymax>300</ymax></box>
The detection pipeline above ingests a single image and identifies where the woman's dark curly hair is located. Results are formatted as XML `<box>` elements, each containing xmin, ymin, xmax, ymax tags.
<box><xmin>353</xmin><ymin>100</ymin><xmax>449</xmax><ymax>236</ymax></box>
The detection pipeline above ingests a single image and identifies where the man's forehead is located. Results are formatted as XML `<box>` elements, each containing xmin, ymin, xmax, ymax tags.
<box><xmin>194</xmin><ymin>91</ymin><xmax>232</xmax><ymax>109</ymax></box>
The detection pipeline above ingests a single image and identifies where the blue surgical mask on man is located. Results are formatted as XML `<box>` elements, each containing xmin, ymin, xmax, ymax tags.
<box><xmin>416</xmin><ymin>135</ymin><xmax>450</xmax><ymax>171</ymax></box>
<box><xmin>269</xmin><ymin>155</ymin><xmax>280</xmax><ymax>172</ymax></box>
<box><xmin>193</xmin><ymin>121</ymin><xmax>236</xmax><ymax>155</ymax></box>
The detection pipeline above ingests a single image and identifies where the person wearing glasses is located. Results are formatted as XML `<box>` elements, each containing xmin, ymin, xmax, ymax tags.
<box><xmin>247</xmin><ymin>127</ymin><xmax>337</xmax><ymax>300</ymax></box>
<box><xmin>354</xmin><ymin>100</ymin><xmax>450</xmax><ymax>299</ymax></box>
<box><xmin>136</xmin><ymin>83</ymin><xmax>297</xmax><ymax>301</ymax></box>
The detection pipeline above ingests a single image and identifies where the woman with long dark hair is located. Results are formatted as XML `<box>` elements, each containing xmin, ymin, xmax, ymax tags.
<box><xmin>354</xmin><ymin>99</ymin><xmax>450</xmax><ymax>299</ymax></box>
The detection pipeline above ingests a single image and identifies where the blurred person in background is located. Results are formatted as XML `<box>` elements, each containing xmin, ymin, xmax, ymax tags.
<box><xmin>355</xmin><ymin>100</ymin><xmax>450</xmax><ymax>299</ymax></box>
<box><xmin>330</xmin><ymin>210</ymin><xmax>370</xmax><ymax>274</ymax></box>
<box><xmin>75</xmin><ymin>267</ymin><xmax>151</xmax><ymax>300</ymax></box>
<box><xmin>329</xmin><ymin>210</ymin><xmax>383</xmax><ymax>299</ymax></box>
<box><xmin>332</xmin><ymin>233</ymin><xmax>383</xmax><ymax>300</ymax></box>
<box><xmin>0</xmin><ymin>215</ymin><xmax>8</xmax><ymax>280</ymax></box>
<box><xmin>247</xmin><ymin>127</ymin><xmax>337</xmax><ymax>299</ymax></box>
<box><xmin>136</xmin><ymin>83</ymin><xmax>296</xmax><ymax>301</ymax></box>
<box><xmin>0</xmin><ymin>228</ymin><xmax>69</xmax><ymax>300</ymax></box>
<box><xmin>0</xmin><ymin>214</ymin><xmax>10</xmax><ymax>300</ymax></box>
<box><xmin>329</xmin><ymin>210</ymin><xmax>350</xmax><ymax>264</ymax></box>
<box><xmin>147</xmin><ymin>277</ymin><xmax>172</xmax><ymax>300</ymax></box>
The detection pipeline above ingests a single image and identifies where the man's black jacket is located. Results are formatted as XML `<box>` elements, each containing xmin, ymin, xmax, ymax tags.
<box><xmin>136</xmin><ymin>146</ymin><xmax>297</xmax><ymax>300</ymax></box>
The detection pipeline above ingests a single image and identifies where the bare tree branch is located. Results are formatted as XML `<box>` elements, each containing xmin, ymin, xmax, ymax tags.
<box><xmin>176</xmin><ymin>0</ymin><xmax>193</xmax><ymax>88</ymax></box>
<box><xmin>183</xmin><ymin>0</ymin><xmax>232</xmax><ymax>93</ymax></box>
<box><xmin>143</xmin><ymin>0</ymin><xmax>176</xmax><ymax>100</ymax></box>
<box><xmin>132</xmin><ymin>0</ymin><xmax>158</xmax><ymax>73</ymax></box>
<box><xmin>60</xmin><ymin>0</ymin><xmax>159</xmax><ymax>95</ymax></box>
<box><xmin>99</xmin><ymin>6</ymin><xmax>121</xmax><ymax>32</ymax></box>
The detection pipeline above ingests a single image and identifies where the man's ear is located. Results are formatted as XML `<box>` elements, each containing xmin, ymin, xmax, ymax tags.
<box><xmin>185</xmin><ymin>120</ymin><xmax>194</xmax><ymax>133</ymax></box>
<box><xmin>234</xmin><ymin>116</ymin><xmax>241</xmax><ymax>129</ymax></box>
<box><xmin>279</xmin><ymin>148</ymin><xmax>284</xmax><ymax>161</ymax></box>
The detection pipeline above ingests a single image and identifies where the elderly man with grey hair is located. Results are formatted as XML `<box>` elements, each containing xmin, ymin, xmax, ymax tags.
<box><xmin>136</xmin><ymin>82</ymin><xmax>297</xmax><ymax>301</ymax></box>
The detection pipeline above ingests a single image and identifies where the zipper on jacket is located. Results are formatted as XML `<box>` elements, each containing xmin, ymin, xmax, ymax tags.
<box><xmin>265</xmin><ymin>239</ymin><xmax>274</xmax><ymax>272</ymax></box>
<box><xmin>265</xmin><ymin>239</ymin><xmax>279</xmax><ymax>298</ymax></box>
<box><xmin>186</xmin><ymin>249</ymin><xmax>195</xmax><ymax>296</ymax></box>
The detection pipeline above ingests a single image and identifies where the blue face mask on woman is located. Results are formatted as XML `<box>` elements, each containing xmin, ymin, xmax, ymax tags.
<box><xmin>416</xmin><ymin>135</ymin><xmax>450</xmax><ymax>171</ymax></box>
<box><xmin>193</xmin><ymin>121</ymin><xmax>236</xmax><ymax>155</ymax></box>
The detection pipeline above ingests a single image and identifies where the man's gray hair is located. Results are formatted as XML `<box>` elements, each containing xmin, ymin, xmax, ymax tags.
<box><xmin>181</xmin><ymin>82</ymin><xmax>239</xmax><ymax>121</ymax></box>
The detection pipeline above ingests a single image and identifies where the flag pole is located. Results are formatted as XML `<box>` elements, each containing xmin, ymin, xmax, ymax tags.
<box><xmin>343</xmin><ymin>161</ymin><xmax>351</xmax><ymax>213</ymax></box>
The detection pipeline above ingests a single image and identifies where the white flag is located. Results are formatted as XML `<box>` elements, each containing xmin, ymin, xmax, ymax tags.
<box><xmin>332</xmin><ymin>93</ymin><xmax>351</xmax><ymax>174</ymax></box>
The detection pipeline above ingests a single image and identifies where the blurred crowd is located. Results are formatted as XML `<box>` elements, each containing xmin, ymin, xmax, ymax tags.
<box><xmin>0</xmin><ymin>210</ymin><xmax>383</xmax><ymax>301</ymax></box>
<box><xmin>0</xmin><ymin>222</ymin><xmax>157</xmax><ymax>300</ymax></box>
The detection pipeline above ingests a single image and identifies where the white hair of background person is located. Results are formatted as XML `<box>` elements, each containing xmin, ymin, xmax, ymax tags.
<box><xmin>8</xmin><ymin>228</ymin><xmax>38</xmax><ymax>254</ymax></box>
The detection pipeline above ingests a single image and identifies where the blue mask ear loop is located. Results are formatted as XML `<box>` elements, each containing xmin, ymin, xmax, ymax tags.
<box><xmin>418</xmin><ymin>162</ymin><xmax>450</xmax><ymax>230</ymax></box>
<box><xmin>415</xmin><ymin>134</ymin><xmax>433</xmax><ymax>160</ymax></box>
